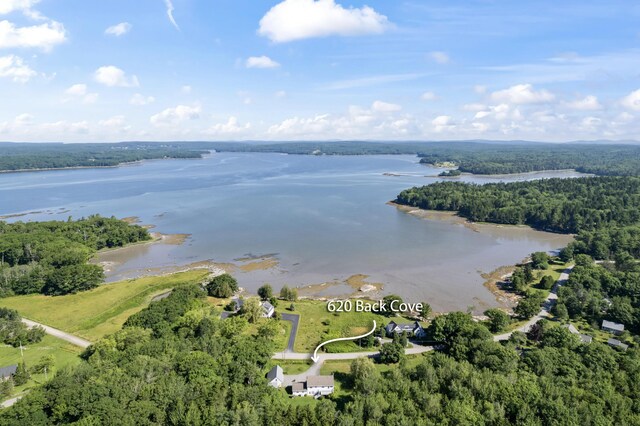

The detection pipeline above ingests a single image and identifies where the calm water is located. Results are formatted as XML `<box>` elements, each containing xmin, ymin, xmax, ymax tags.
<box><xmin>0</xmin><ymin>153</ymin><xmax>579</xmax><ymax>312</ymax></box>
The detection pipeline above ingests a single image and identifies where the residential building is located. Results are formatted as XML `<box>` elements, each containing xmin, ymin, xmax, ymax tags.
<box><xmin>385</xmin><ymin>321</ymin><xmax>426</xmax><ymax>338</ymax></box>
<box><xmin>0</xmin><ymin>365</ymin><xmax>17</xmax><ymax>381</ymax></box>
<box><xmin>266</xmin><ymin>365</ymin><xmax>283</xmax><ymax>388</ymax></box>
<box><xmin>290</xmin><ymin>375</ymin><xmax>335</xmax><ymax>397</ymax></box>
<box><xmin>562</xmin><ymin>323</ymin><xmax>592</xmax><ymax>344</ymax></box>
<box><xmin>607</xmin><ymin>338</ymin><xmax>629</xmax><ymax>351</ymax></box>
<box><xmin>602</xmin><ymin>320</ymin><xmax>625</xmax><ymax>335</ymax></box>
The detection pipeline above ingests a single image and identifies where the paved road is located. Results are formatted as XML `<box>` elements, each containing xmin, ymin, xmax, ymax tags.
<box><xmin>280</xmin><ymin>313</ymin><xmax>299</xmax><ymax>352</ymax></box>
<box><xmin>276</xmin><ymin>342</ymin><xmax>434</xmax><ymax>385</ymax></box>
<box><xmin>22</xmin><ymin>319</ymin><xmax>92</xmax><ymax>349</ymax></box>
<box><xmin>494</xmin><ymin>266</ymin><xmax>573</xmax><ymax>341</ymax></box>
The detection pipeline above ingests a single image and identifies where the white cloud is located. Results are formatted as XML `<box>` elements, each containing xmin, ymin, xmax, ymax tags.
<box><xmin>490</xmin><ymin>84</ymin><xmax>555</xmax><ymax>104</ymax></box>
<box><xmin>94</xmin><ymin>66</ymin><xmax>139</xmax><ymax>87</ymax></box>
<box><xmin>40</xmin><ymin>120</ymin><xmax>89</xmax><ymax>134</ymax></box>
<box><xmin>275</xmin><ymin>90</ymin><xmax>287</xmax><ymax>98</ymax></box>
<box><xmin>372</xmin><ymin>100</ymin><xmax>401</xmax><ymax>112</ymax></box>
<box><xmin>0</xmin><ymin>20</ymin><xmax>66</xmax><ymax>50</ymax></box>
<box><xmin>246</xmin><ymin>55</ymin><xmax>280</xmax><ymax>69</ymax></box>
<box><xmin>105</xmin><ymin>22</ymin><xmax>131</xmax><ymax>36</ymax></box>
<box><xmin>258</xmin><ymin>0</ymin><xmax>389</xmax><ymax>43</ymax></box>
<box><xmin>165</xmin><ymin>0</ymin><xmax>179</xmax><ymax>30</ymax></box>
<box><xmin>65</xmin><ymin>83</ymin><xmax>87</xmax><ymax>96</ymax></box>
<box><xmin>130</xmin><ymin>93</ymin><xmax>155</xmax><ymax>106</ymax></box>
<box><xmin>0</xmin><ymin>54</ymin><xmax>36</xmax><ymax>82</ymax></box>
<box><xmin>432</xmin><ymin>115</ymin><xmax>455</xmax><ymax>132</ymax></box>
<box><xmin>150</xmin><ymin>105</ymin><xmax>200</xmax><ymax>125</ymax></box>
<box><xmin>564</xmin><ymin>95</ymin><xmax>602</xmax><ymax>111</ymax></box>
<box><xmin>323</xmin><ymin>73</ymin><xmax>424</xmax><ymax>90</ymax></box>
<box><xmin>99</xmin><ymin>115</ymin><xmax>125</xmax><ymax>127</ymax></box>
<box><xmin>64</xmin><ymin>83</ymin><xmax>98</xmax><ymax>104</ymax></box>
<box><xmin>429</xmin><ymin>51</ymin><xmax>450</xmax><ymax>64</ymax></box>
<box><xmin>206</xmin><ymin>116</ymin><xmax>251</xmax><ymax>135</ymax></box>
<box><xmin>181</xmin><ymin>85</ymin><xmax>192</xmax><ymax>94</ymax></box>
<box><xmin>421</xmin><ymin>91</ymin><xmax>438</xmax><ymax>101</ymax></box>
<box><xmin>0</xmin><ymin>0</ymin><xmax>39</xmax><ymax>16</ymax></box>
<box><xmin>621</xmin><ymin>89</ymin><xmax>640</xmax><ymax>111</ymax></box>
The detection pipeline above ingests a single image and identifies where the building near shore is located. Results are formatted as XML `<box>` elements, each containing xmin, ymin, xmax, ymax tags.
<box><xmin>0</xmin><ymin>365</ymin><xmax>17</xmax><ymax>381</ymax></box>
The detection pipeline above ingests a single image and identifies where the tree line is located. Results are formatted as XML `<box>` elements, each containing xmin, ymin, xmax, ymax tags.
<box><xmin>0</xmin><ymin>215</ymin><xmax>150</xmax><ymax>296</ymax></box>
<box><xmin>3</xmin><ymin>286</ymin><xmax>640</xmax><ymax>425</ymax></box>
<box><xmin>0</xmin><ymin>142</ymin><xmax>207</xmax><ymax>172</ymax></box>
<box><xmin>395</xmin><ymin>177</ymin><xmax>640</xmax><ymax>233</ymax></box>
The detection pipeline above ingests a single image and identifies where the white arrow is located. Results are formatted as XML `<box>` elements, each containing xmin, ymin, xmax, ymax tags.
<box><xmin>311</xmin><ymin>320</ymin><xmax>377</xmax><ymax>363</ymax></box>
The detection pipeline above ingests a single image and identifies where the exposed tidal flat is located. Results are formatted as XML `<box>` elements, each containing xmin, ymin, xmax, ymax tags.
<box><xmin>0</xmin><ymin>153</ymin><xmax>579</xmax><ymax>313</ymax></box>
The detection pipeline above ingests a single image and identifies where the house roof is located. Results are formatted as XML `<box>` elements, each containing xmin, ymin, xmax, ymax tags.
<box><xmin>307</xmin><ymin>375</ymin><xmax>334</xmax><ymax>387</ymax></box>
<box><xmin>607</xmin><ymin>338</ymin><xmax>629</xmax><ymax>350</ymax></box>
<box><xmin>262</xmin><ymin>301</ymin><xmax>274</xmax><ymax>312</ymax></box>
<box><xmin>0</xmin><ymin>365</ymin><xmax>17</xmax><ymax>378</ymax></box>
<box><xmin>266</xmin><ymin>365</ymin><xmax>283</xmax><ymax>382</ymax></box>
<box><xmin>563</xmin><ymin>324</ymin><xmax>579</xmax><ymax>335</ymax></box>
<box><xmin>579</xmin><ymin>334</ymin><xmax>593</xmax><ymax>344</ymax></box>
<box><xmin>291</xmin><ymin>382</ymin><xmax>305</xmax><ymax>392</ymax></box>
<box><xmin>602</xmin><ymin>320</ymin><xmax>625</xmax><ymax>332</ymax></box>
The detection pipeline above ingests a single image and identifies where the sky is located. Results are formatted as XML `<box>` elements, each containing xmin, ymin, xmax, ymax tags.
<box><xmin>1</xmin><ymin>0</ymin><xmax>640</xmax><ymax>143</ymax></box>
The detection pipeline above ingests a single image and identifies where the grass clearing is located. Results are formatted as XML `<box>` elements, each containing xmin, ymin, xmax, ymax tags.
<box><xmin>0</xmin><ymin>334</ymin><xmax>83</xmax><ymax>401</ymax></box>
<box><xmin>291</xmin><ymin>299</ymin><xmax>420</xmax><ymax>353</ymax></box>
<box><xmin>0</xmin><ymin>270</ymin><xmax>209</xmax><ymax>341</ymax></box>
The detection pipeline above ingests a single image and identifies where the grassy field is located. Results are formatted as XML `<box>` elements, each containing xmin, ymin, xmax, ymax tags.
<box><xmin>291</xmin><ymin>299</ymin><xmax>422</xmax><ymax>353</ymax></box>
<box><xmin>0</xmin><ymin>335</ymin><xmax>83</xmax><ymax>401</ymax></box>
<box><xmin>271</xmin><ymin>359</ymin><xmax>313</xmax><ymax>375</ymax></box>
<box><xmin>0</xmin><ymin>270</ymin><xmax>209</xmax><ymax>341</ymax></box>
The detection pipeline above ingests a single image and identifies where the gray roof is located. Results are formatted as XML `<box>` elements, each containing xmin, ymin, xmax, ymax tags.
<box><xmin>0</xmin><ymin>365</ymin><xmax>17</xmax><ymax>378</ymax></box>
<box><xmin>602</xmin><ymin>320</ymin><xmax>625</xmax><ymax>332</ymax></box>
<box><xmin>267</xmin><ymin>365</ymin><xmax>283</xmax><ymax>383</ymax></box>
<box><xmin>291</xmin><ymin>382</ymin><xmax>305</xmax><ymax>392</ymax></box>
<box><xmin>579</xmin><ymin>334</ymin><xmax>593</xmax><ymax>344</ymax></box>
<box><xmin>607</xmin><ymin>338</ymin><xmax>629</xmax><ymax>350</ymax></box>
<box><xmin>307</xmin><ymin>375</ymin><xmax>334</xmax><ymax>388</ymax></box>
<box><xmin>262</xmin><ymin>301</ymin><xmax>274</xmax><ymax>312</ymax></box>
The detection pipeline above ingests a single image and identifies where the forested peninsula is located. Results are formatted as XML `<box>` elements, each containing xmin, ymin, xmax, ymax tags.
<box><xmin>395</xmin><ymin>177</ymin><xmax>640</xmax><ymax>233</ymax></box>
<box><xmin>0</xmin><ymin>216</ymin><xmax>150</xmax><ymax>296</ymax></box>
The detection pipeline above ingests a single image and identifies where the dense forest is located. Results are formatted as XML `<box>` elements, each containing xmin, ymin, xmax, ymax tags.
<box><xmin>0</xmin><ymin>216</ymin><xmax>150</xmax><ymax>296</ymax></box>
<box><xmin>556</xmin><ymin>254</ymin><xmax>640</xmax><ymax>334</ymax></box>
<box><xmin>2</xmin><ymin>285</ymin><xmax>639</xmax><ymax>425</ymax></box>
<box><xmin>0</xmin><ymin>143</ymin><xmax>207</xmax><ymax>172</ymax></box>
<box><xmin>395</xmin><ymin>177</ymin><xmax>640</xmax><ymax>233</ymax></box>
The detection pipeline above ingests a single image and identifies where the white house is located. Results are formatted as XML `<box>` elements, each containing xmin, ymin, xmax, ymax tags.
<box><xmin>233</xmin><ymin>297</ymin><xmax>275</xmax><ymax>318</ymax></box>
<box><xmin>266</xmin><ymin>365</ymin><xmax>283</xmax><ymax>388</ymax></box>
<box><xmin>562</xmin><ymin>323</ymin><xmax>592</xmax><ymax>344</ymax></box>
<box><xmin>291</xmin><ymin>375</ymin><xmax>335</xmax><ymax>397</ymax></box>
<box><xmin>261</xmin><ymin>301</ymin><xmax>275</xmax><ymax>318</ymax></box>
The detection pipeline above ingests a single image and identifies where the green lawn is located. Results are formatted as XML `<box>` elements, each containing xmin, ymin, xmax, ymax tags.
<box><xmin>0</xmin><ymin>335</ymin><xmax>83</xmax><ymax>402</ymax></box>
<box><xmin>271</xmin><ymin>359</ymin><xmax>313</xmax><ymax>375</ymax></box>
<box><xmin>0</xmin><ymin>270</ymin><xmax>209</xmax><ymax>341</ymax></box>
<box><xmin>290</xmin><ymin>299</ymin><xmax>421</xmax><ymax>353</ymax></box>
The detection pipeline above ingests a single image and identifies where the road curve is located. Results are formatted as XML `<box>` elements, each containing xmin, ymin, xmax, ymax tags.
<box><xmin>22</xmin><ymin>319</ymin><xmax>92</xmax><ymax>349</ymax></box>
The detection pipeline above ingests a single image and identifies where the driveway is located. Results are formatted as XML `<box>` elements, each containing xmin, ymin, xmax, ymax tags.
<box><xmin>280</xmin><ymin>313</ymin><xmax>299</xmax><ymax>352</ymax></box>
<box><xmin>22</xmin><ymin>319</ymin><xmax>91</xmax><ymax>349</ymax></box>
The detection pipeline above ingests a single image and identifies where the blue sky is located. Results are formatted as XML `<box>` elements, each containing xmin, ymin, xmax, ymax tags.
<box><xmin>1</xmin><ymin>0</ymin><xmax>640</xmax><ymax>142</ymax></box>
